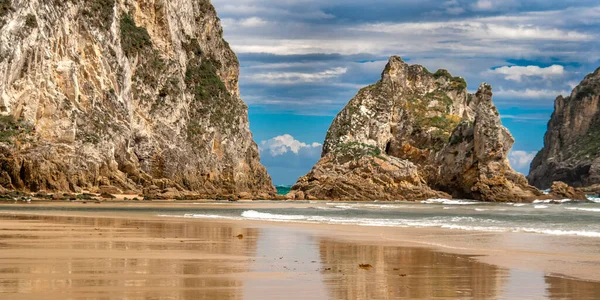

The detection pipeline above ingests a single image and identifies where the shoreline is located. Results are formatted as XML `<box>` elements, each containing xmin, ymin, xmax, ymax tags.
<box><xmin>1</xmin><ymin>201</ymin><xmax>600</xmax><ymax>283</ymax></box>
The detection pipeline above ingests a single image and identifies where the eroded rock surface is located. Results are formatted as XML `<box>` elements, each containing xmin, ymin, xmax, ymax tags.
<box><xmin>528</xmin><ymin>68</ymin><xmax>600</xmax><ymax>190</ymax></box>
<box><xmin>290</xmin><ymin>56</ymin><xmax>545</xmax><ymax>202</ymax></box>
<box><xmin>0</xmin><ymin>0</ymin><xmax>274</xmax><ymax>198</ymax></box>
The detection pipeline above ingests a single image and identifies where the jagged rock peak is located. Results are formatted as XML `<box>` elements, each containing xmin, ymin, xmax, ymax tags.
<box><xmin>0</xmin><ymin>0</ymin><xmax>275</xmax><ymax>199</ymax></box>
<box><xmin>528</xmin><ymin>66</ymin><xmax>600</xmax><ymax>191</ymax></box>
<box><xmin>291</xmin><ymin>56</ymin><xmax>548</xmax><ymax>202</ymax></box>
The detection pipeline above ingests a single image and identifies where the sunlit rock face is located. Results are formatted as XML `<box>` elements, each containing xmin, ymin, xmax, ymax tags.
<box><xmin>0</xmin><ymin>0</ymin><xmax>274</xmax><ymax>198</ymax></box>
<box><xmin>290</xmin><ymin>56</ymin><xmax>545</xmax><ymax>202</ymax></box>
<box><xmin>528</xmin><ymin>67</ymin><xmax>600</xmax><ymax>193</ymax></box>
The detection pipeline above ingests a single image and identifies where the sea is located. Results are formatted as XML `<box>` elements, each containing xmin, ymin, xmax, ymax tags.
<box><xmin>275</xmin><ymin>185</ymin><xmax>292</xmax><ymax>195</ymax></box>
<box><xmin>2</xmin><ymin>195</ymin><xmax>599</xmax><ymax>238</ymax></box>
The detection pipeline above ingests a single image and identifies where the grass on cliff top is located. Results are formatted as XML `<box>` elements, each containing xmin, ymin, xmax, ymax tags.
<box><xmin>433</xmin><ymin>69</ymin><xmax>467</xmax><ymax>90</ymax></box>
<box><xmin>120</xmin><ymin>13</ymin><xmax>152</xmax><ymax>57</ymax></box>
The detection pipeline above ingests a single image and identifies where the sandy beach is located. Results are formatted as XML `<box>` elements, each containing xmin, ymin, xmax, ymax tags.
<box><xmin>0</xmin><ymin>201</ymin><xmax>599</xmax><ymax>299</ymax></box>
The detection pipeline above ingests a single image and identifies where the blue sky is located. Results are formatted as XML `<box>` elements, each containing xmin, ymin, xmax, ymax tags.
<box><xmin>212</xmin><ymin>0</ymin><xmax>600</xmax><ymax>185</ymax></box>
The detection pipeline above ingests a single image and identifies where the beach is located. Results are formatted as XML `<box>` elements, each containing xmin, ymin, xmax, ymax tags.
<box><xmin>0</xmin><ymin>201</ymin><xmax>599</xmax><ymax>299</ymax></box>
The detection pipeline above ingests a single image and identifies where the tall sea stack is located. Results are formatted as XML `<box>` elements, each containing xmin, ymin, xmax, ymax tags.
<box><xmin>289</xmin><ymin>56</ymin><xmax>545</xmax><ymax>202</ymax></box>
<box><xmin>0</xmin><ymin>0</ymin><xmax>274</xmax><ymax>198</ymax></box>
<box><xmin>528</xmin><ymin>67</ymin><xmax>600</xmax><ymax>194</ymax></box>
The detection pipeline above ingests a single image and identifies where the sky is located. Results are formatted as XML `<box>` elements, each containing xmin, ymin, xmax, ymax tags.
<box><xmin>211</xmin><ymin>0</ymin><xmax>600</xmax><ymax>185</ymax></box>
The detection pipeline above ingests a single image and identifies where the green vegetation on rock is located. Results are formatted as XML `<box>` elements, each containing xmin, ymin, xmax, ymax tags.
<box><xmin>572</xmin><ymin>125</ymin><xmax>600</xmax><ymax>158</ymax></box>
<box><xmin>433</xmin><ymin>69</ymin><xmax>467</xmax><ymax>90</ymax></box>
<box><xmin>82</xmin><ymin>0</ymin><xmax>115</xmax><ymax>30</ymax></box>
<box><xmin>0</xmin><ymin>0</ymin><xmax>12</xmax><ymax>27</ymax></box>
<box><xmin>25</xmin><ymin>14</ymin><xmax>36</xmax><ymax>28</ymax></box>
<box><xmin>332</xmin><ymin>142</ymin><xmax>385</xmax><ymax>161</ymax></box>
<box><xmin>574</xmin><ymin>85</ymin><xmax>597</xmax><ymax>101</ymax></box>
<box><xmin>182</xmin><ymin>39</ymin><xmax>240</xmax><ymax>141</ymax></box>
<box><xmin>0</xmin><ymin>0</ymin><xmax>11</xmax><ymax>17</ymax></box>
<box><xmin>120</xmin><ymin>13</ymin><xmax>152</xmax><ymax>57</ymax></box>
<box><xmin>0</xmin><ymin>115</ymin><xmax>34</xmax><ymax>144</ymax></box>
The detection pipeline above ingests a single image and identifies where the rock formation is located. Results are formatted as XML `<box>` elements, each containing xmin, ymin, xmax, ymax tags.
<box><xmin>290</xmin><ymin>56</ymin><xmax>546</xmax><ymax>202</ymax></box>
<box><xmin>0</xmin><ymin>0</ymin><xmax>274</xmax><ymax>198</ymax></box>
<box><xmin>548</xmin><ymin>181</ymin><xmax>587</xmax><ymax>201</ymax></box>
<box><xmin>528</xmin><ymin>67</ymin><xmax>600</xmax><ymax>191</ymax></box>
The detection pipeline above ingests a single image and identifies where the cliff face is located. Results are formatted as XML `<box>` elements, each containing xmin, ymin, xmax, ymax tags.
<box><xmin>290</xmin><ymin>56</ymin><xmax>544</xmax><ymax>202</ymax></box>
<box><xmin>0</xmin><ymin>0</ymin><xmax>274</xmax><ymax>198</ymax></box>
<box><xmin>528</xmin><ymin>67</ymin><xmax>600</xmax><ymax>191</ymax></box>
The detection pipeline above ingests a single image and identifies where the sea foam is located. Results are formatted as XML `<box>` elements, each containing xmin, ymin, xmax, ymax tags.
<box><xmin>421</xmin><ymin>198</ymin><xmax>479</xmax><ymax>205</ymax></box>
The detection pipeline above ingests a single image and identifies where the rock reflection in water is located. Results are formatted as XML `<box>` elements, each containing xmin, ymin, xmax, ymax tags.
<box><xmin>545</xmin><ymin>275</ymin><xmax>600</xmax><ymax>300</ymax></box>
<box><xmin>318</xmin><ymin>241</ymin><xmax>506</xmax><ymax>299</ymax></box>
<box><xmin>0</xmin><ymin>214</ymin><xmax>258</xmax><ymax>299</ymax></box>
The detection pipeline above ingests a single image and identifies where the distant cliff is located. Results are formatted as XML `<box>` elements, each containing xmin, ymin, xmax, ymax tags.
<box><xmin>290</xmin><ymin>56</ymin><xmax>547</xmax><ymax>202</ymax></box>
<box><xmin>528</xmin><ymin>67</ymin><xmax>600</xmax><ymax>193</ymax></box>
<box><xmin>0</xmin><ymin>0</ymin><xmax>274</xmax><ymax>198</ymax></box>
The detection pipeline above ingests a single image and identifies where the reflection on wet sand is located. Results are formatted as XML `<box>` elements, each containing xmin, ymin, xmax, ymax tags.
<box><xmin>318</xmin><ymin>241</ymin><xmax>506</xmax><ymax>299</ymax></box>
<box><xmin>1</xmin><ymin>213</ymin><xmax>600</xmax><ymax>299</ymax></box>
<box><xmin>0</xmin><ymin>214</ymin><xmax>258</xmax><ymax>299</ymax></box>
<box><xmin>545</xmin><ymin>275</ymin><xmax>600</xmax><ymax>300</ymax></box>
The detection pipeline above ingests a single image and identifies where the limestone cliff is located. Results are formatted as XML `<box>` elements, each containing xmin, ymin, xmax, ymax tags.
<box><xmin>0</xmin><ymin>0</ymin><xmax>274</xmax><ymax>198</ymax></box>
<box><xmin>290</xmin><ymin>56</ymin><xmax>545</xmax><ymax>202</ymax></box>
<box><xmin>528</xmin><ymin>67</ymin><xmax>600</xmax><ymax>191</ymax></box>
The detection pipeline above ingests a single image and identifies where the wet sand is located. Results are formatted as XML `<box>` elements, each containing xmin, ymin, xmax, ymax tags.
<box><xmin>0</xmin><ymin>202</ymin><xmax>600</xmax><ymax>299</ymax></box>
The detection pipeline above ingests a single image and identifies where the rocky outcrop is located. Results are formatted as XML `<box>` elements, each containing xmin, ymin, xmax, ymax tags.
<box><xmin>435</xmin><ymin>83</ymin><xmax>544</xmax><ymax>201</ymax></box>
<box><xmin>528</xmin><ymin>67</ymin><xmax>600</xmax><ymax>190</ymax></box>
<box><xmin>290</xmin><ymin>56</ymin><xmax>545</xmax><ymax>202</ymax></box>
<box><xmin>549</xmin><ymin>181</ymin><xmax>587</xmax><ymax>201</ymax></box>
<box><xmin>0</xmin><ymin>0</ymin><xmax>274</xmax><ymax>198</ymax></box>
<box><xmin>291</xmin><ymin>144</ymin><xmax>449</xmax><ymax>201</ymax></box>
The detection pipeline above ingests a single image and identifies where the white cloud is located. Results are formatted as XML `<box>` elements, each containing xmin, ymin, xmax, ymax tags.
<box><xmin>248</xmin><ymin>67</ymin><xmax>347</xmax><ymax>84</ymax></box>
<box><xmin>490</xmin><ymin>65</ymin><xmax>565</xmax><ymax>81</ymax></box>
<box><xmin>222</xmin><ymin>17</ymin><xmax>269</xmax><ymax>28</ymax></box>
<box><xmin>471</xmin><ymin>0</ymin><xmax>519</xmax><ymax>12</ymax></box>
<box><xmin>240</xmin><ymin>17</ymin><xmax>268</xmax><ymax>27</ymax></box>
<box><xmin>356</xmin><ymin>22</ymin><xmax>592</xmax><ymax>42</ymax></box>
<box><xmin>509</xmin><ymin>150</ymin><xmax>537</xmax><ymax>170</ymax></box>
<box><xmin>495</xmin><ymin>88</ymin><xmax>569</xmax><ymax>99</ymax></box>
<box><xmin>260</xmin><ymin>134</ymin><xmax>322</xmax><ymax>156</ymax></box>
<box><xmin>473</xmin><ymin>0</ymin><xmax>494</xmax><ymax>11</ymax></box>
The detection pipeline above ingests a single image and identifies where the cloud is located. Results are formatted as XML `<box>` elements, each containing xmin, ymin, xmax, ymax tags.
<box><xmin>259</xmin><ymin>134</ymin><xmax>322</xmax><ymax>156</ymax></box>
<box><xmin>248</xmin><ymin>67</ymin><xmax>347</xmax><ymax>84</ymax></box>
<box><xmin>355</xmin><ymin>22</ymin><xmax>592</xmax><ymax>42</ymax></box>
<box><xmin>490</xmin><ymin>65</ymin><xmax>565</xmax><ymax>81</ymax></box>
<box><xmin>471</xmin><ymin>0</ymin><xmax>520</xmax><ymax>12</ymax></box>
<box><xmin>222</xmin><ymin>17</ymin><xmax>269</xmax><ymax>28</ymax></box>
<box><xmin>495</xmin><ymin>88</ymin><xmax>570</xmax><ymax>99</ymax></box>
<box><xmin>509</xmin><ymin>150</ymin><xmax>537</xmax><ymax>170</ymax></box>
<box><xmin>473</xmin><ymin>0</ymin><xmax>494</xmax><ymax>11</ymax></box>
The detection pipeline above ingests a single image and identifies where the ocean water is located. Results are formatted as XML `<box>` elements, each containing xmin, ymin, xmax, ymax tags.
<box><xmin>2</xmin><ymin>196</ymin><xmax>600</xmax><ymax>239</ymax></box>
<box><xmin>275</xmin><ymin>185</ymin><xmax>292</xmax><ymax>195</ymax></box>
<box><xmin>154</xmin><ymin>196</ymin><xmax>600</xmax><ymax>238</ymax></box>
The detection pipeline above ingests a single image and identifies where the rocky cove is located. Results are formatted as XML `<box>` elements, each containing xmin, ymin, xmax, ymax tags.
<box><xmin>0</xmin><ymin>1</ymin><xmax>595</xmax><ymax>203</ymax></box>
